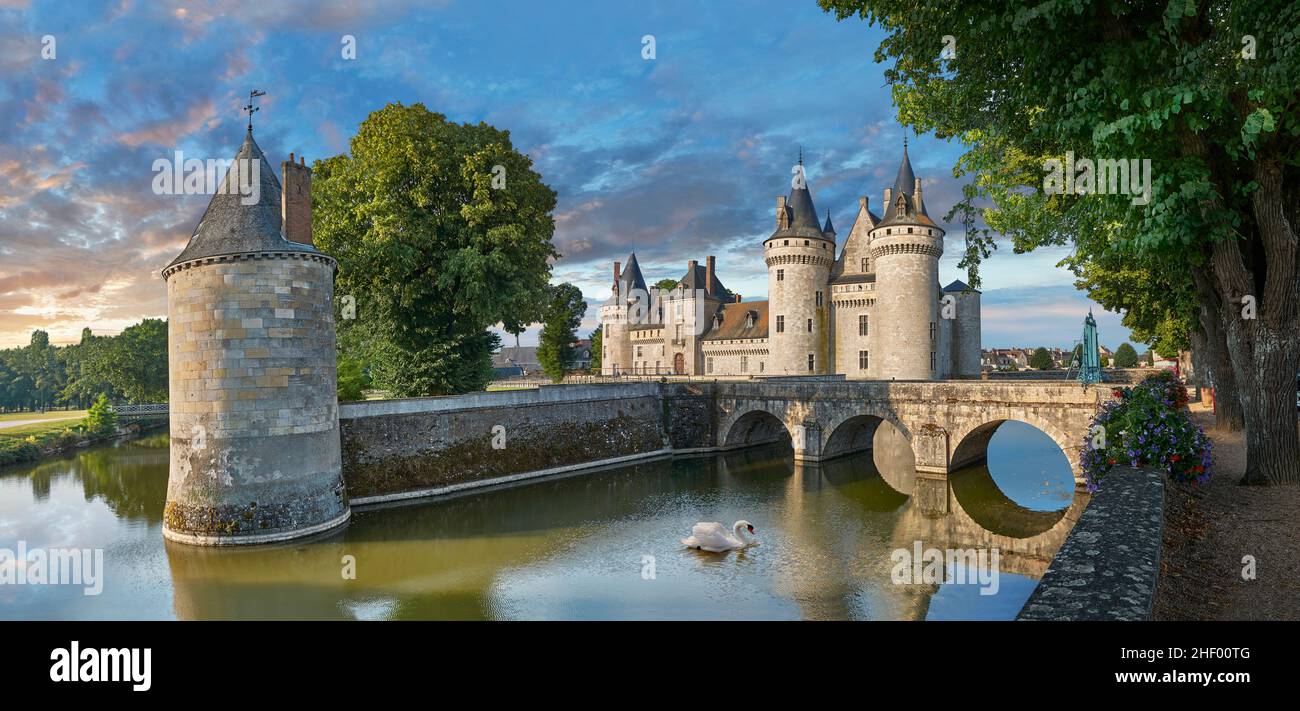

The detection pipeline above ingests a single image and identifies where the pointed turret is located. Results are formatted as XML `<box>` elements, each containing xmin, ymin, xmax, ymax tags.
<box><xmin>167</xmin><ymin>132</ymin><xmax>318</xmax><ymax>270</ymax></box>
<box><xmin>822</xmin><ymin>210</ymin><xmax>836</xmax><ymax>237</ymax></box>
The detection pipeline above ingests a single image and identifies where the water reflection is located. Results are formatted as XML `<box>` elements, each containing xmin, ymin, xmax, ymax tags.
<box><xmin>0</xmin><ymin>428</ymin><xmax>1084</xmax><ymax>621</ymax></box>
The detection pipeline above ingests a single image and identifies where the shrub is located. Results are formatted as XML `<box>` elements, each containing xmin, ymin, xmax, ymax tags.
<box><xmin>83</xmin><ymin>393</ymin><xmax>117</xmax><ymax>439</ymax></box>
<box><xmin>1081</xmin><ymin>371</ymin><xmax>1211</xmax><ymax>491</ymax></box>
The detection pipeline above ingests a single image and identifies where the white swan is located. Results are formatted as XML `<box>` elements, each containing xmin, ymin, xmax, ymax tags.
<box><xmin>681</xmin><ymin>520</ymin><xmax>757</xmax><ymax>552</ymax></box>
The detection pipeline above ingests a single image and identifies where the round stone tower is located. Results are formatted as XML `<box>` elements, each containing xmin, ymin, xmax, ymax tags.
<box><xmin>765</xmin><ymin>157</ymin><xmax>835</xmax><ymax>375</ymax></box>
<box><xmin>598</xmin><ymin>253</ymin><xmax>646</xmax><ymax>375</ymax></box>
<box><xmin>872</xmin><ymin>142</ymin><xmax>945</xmax><ymax>380</ymax></box>
<box><xmin>161</xmin><ymin>129</ymin><xmax>349</xmax><ymax>545</ymax></box>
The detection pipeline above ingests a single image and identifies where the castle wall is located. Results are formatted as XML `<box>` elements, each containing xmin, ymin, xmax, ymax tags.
<box><xmin>831</xmin><ymin>288</ymin><xmax>875</xmax><ymax>379</ymax></box>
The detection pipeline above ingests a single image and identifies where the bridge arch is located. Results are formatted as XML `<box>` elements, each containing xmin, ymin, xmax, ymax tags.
<box><xmin>949</xmin><ymin>413</ymin><xmax>1081</xmax><ymax>484</ymax></box>
<box><xmin>820</xmin><ymin>409</ymin><xmax>911</xmax><ymax>460</ymax></box>
<box><xmin>720</xmin><ymin>407</ymin><xmax>794</xmax><ymax>449</ymax></box>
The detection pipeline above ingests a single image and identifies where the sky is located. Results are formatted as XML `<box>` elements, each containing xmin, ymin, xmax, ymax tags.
<box><xmin>0</xmin><ymin>0</ymin><xmax>1143</xmax><ymax>352</ymax></box>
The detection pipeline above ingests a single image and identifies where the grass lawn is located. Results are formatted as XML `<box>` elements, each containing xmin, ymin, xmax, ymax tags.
<box><xmin>0</xmin><ymin>419</ymin><xmax>86</xmax><ymax>440</ymax></box>
<box><xmin>0</xmin><ymin>409</ymin><xmax>87</xmax><ymax>424</ymax></box>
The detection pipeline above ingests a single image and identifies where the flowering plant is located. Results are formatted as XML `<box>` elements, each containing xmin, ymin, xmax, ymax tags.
<box><xmin>1081</xmin><ymin>371</ymin><xmax>1212</xmax><ymax>491</ymax></box>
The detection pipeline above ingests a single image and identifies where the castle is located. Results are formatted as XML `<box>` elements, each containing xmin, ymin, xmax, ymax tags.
<box><xmin>599</xmin><ymin>143</ymin><xmax>981</xmax><ymax>380</ymax></box>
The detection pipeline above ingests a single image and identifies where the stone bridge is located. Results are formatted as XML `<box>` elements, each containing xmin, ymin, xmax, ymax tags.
<box><xmin>711</xmin><ymin>379</ymin><xmax>1112</xmax><ymax>488</ymax></box>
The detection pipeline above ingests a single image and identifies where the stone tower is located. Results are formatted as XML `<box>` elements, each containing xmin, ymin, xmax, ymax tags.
<box><xmin>765</xmin><ymin>156</ymin><xmax>834</xmax><ymax>375</ymax></box>
<box><xmin>161</xmin><ymin>128</ymin><xmax>348</xmax><ymax>545</ymax></box>
<box><xmin>871</xmin><ymin>141</ymin><xmax>945</xmax><ymax>380</ymax></box>
<box><xmin>598</xmin><ymin>253</ymin><xmax>646</xmax><ymax>375</ymax></box>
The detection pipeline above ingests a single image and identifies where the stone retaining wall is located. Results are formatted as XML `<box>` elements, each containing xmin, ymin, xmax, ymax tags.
<box><xmin>339</xmin><ymin>383</ymin><xmax>668</xmax><ymax>500</ymax></box>
<box><xmin>1016</xmin><ymin>467</ymin><xmax>1165</xmax><ymax>621</ymax></box>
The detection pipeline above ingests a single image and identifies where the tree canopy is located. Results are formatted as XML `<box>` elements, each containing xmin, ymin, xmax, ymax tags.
<box><xmin>537</xmin><ymin>283</ymin><xmax>587</xmax><ymax>383</ymax></box>
<box><xmin>314</xmin><ymin>103</ymin><xmax>559</xmax><ymax>396</ymax></box>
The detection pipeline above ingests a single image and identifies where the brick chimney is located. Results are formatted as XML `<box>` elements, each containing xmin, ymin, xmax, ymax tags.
<box><xmin>688</xmin><ymin>260</ymin><xmax>698</xmax><ymax>291</ymax></box>
<box><xmin>705</xmin><ymin>255</ymin><xmax>716</xmax><ymax>297</ymax></box>
<box><xmin>613</xmin><ymin>261</ymin><xmax>621</xmax><ymax>290</ymax></box>
<box><xmin>282</xmin><ymin>153</ymin><xmax>312</xmax><ymax>245</ymax></box>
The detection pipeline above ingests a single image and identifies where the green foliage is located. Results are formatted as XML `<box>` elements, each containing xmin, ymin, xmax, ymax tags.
<box><xmin>0</xmin><ymin>319</ymin><xmax>166</xmax><ymax>414</ymax></box>
<box><xmin>313</xmin><ymin>102</ymin><xmax>559</xmax><ymax>396</ymax></box>
<box><xmin>1113</xmin><ymin>342</ymin><xmax>1140</xmax><ymax>368</ymax></box>
<box><xmin>589</xmin><ymin>327</ymin><xmax>602</xmax><ymax>373</ymax></box>
<box><xmin>537</xmin><ymin>283</ymin><xmax>587</xmax><ymax>383</ymax></box>
<box><xmin>654</xmin><ymin>279</ymin><xmax>679</xmax><ymax>292</ymax></box>
<box><xmin>1083</xmin><ymin>372</ymin><xmax>1210</xmax><ymax>491</ymax></box>
<box><xmin>1029</xmin><ymin>347</ymin><xmax>1054</xmax><ymax>370</ymax></box>
<box><xmin>82</xmin><ymin>393</ymin><xmax>117</xmax><ymax>439</ymax></box>
<box><xmin>337</xmin><ymin>356</ymin><xmax>371</xmax><ymax>402</ymax></box>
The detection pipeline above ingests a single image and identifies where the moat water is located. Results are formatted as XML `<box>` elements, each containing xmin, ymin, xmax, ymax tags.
<box><xmin>0</xmin><ymin>422</ymin><xmax>1079</xmax><ymax>620</ymax></box>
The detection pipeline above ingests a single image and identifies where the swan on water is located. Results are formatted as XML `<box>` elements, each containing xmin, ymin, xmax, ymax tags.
<box><xmin>681</xmin><ymin>520</ymin><xmax>757</xmax><ymax>552</ymax></box>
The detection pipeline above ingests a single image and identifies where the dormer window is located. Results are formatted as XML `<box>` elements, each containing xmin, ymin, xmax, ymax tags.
<box><xmin>744</xmin><ymin>310</ymin><xmax>757</xmax><ymax>328</ymax></box>
<box><xmin>895</xmin><ymin>195</ymin><xmax>906</xmax><ymax>216</ymax></box>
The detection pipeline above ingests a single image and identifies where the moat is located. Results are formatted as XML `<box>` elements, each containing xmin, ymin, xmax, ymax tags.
<box><xmin>0</xmin><ymin>423</ymin><xmax>1079</xmax><ymax>620</ymax></box>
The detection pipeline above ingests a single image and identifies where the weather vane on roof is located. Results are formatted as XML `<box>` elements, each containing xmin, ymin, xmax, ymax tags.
<box><xmin>243</xmin><ymin>89</ymin><xmax>266</xmax><ymax>133</ymax></box>
<box><xmin>798</xmin><ymin>145</ymin><xmax>804</xmax><ymax>166</ymax></box>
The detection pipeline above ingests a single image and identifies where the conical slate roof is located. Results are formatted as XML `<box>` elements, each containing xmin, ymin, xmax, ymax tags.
<box><xmin>786</xmin><ymin>179</ymin><xmax>821</xmax><ymax>231</ymax></box>
<box><xmin>166</xmin><ymin>131</ymin><xmax>318</xmax><ymax>270</ymax></box>
<box><xmin>822</xmin><ymin>210</ymin><xmax>835</xmax><ymax>234</ymax></box>
<box><xmin>603</xmin><ymin>252</ymin><xmax>649</xmax><ymax>306</ymax></box>
<box><xmin>892</xmin><ymin>142</ymin><xmax>916</xmax><ymax>196</ymax></box>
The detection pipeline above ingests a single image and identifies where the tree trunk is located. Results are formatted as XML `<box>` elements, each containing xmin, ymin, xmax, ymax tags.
<box><xmin>1191</xmin><ymin>269</ymin><xmax>1244</xmax><ymax>430</ymax></box>
<box><xmin>1207</xmin><ymin>154</ymin><xmax>1300</xmax><ymax>485</ymax></box>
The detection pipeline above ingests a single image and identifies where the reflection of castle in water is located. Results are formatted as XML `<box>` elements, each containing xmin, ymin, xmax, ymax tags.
<box><xmin>159</xmin><ymin>439</ymin><xmax>1083</xmax><ymax>621</ymax></box>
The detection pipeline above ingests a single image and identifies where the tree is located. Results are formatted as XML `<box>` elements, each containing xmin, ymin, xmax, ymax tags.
<box><xmin>82</xmin><ymin>393</ymin><xmax>117</xmax><ymax>439</ymax></box>
<box><xmin>336</xmin><ymin>356</ymin><xmax>371</xmax><ymax>402</ymax></box>
<box><xmin>536</xmin><ymin>283</ymin><xmax>586</xmax><ymax>383</ymax></box>
<box><xmin>1114</xmin><ymin>343</ymin><xmax>1140</xmax><ymax>369</ymax></box>
<box><xmin>314</xmin><ymin>103</ymin><xmax>559</xmax><ymax>396</ymax></box>
<box><xmin>60</xmin><ymin>328</ymin><xmax>118</xmax><ymax>409</ymax></box>
<box><xmin>1029</xmin><ymin>347</ymin><xmax>1054</xmax><ymax>370</ymax></box>
<box><xmin>24</xmin><ymin>330</ymin><xmax>60</xmax><ymax>411</ymax></box>
<box><xmin>654</xmin><ymin>279</ymin><xmax>679</xmax><ymax>293</ymax></box>
<box><xmin>821</xmin><ymin>0</ymin><xmax>1300</xmax><ymax>484</ymax></box>
<box><xmin>98</xmin><ymin>319</ymin><xmax>168</xmax><ymax>403</ymax></box>
<box><xmin>589</xmin><ymin>327</ymin><xmax>602</xmax><ymax>373</ymax></box>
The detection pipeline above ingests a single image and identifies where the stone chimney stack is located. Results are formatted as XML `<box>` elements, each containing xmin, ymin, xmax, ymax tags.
<box><xmin>860</xmin><ymin>196</ymin><xmax>869</xmax><ymax>211</ymax></box>
<box><xmin>613</xmin><ymin>261</ymin><xmax>621</xmax><ymax>289</ymax></box>
<box><xmin>883</xmin><ymin>187</ymin><xmax>892</xmax><ymax>211</ymax></box>
<box><xmin>705</xmin><ymin>255</ymin><xmax>716</xmax><ymax>297</ymax></box>
<box><xmin>914</xmin><ymin>178</ymin><xmax>924</xmax><ymax>212</ymax></box>
<box><xmin>688</xmin><ymin>259</ymin><xmax>698</xmax><ymax>285</ymax></box>
<box><xmin>282</xmin><ymin>153</ymin><xmax>313</xmax><ymax>245</ymax></box>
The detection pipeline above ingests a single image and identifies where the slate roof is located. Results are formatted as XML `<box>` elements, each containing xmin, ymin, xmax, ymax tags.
<box><xmin>701</xmin><ymin>300</ymin><xmax>769</xmax><ymax>341</ymax></box>
<box><xmin>603</xmin><ymin>252</ymin><xmax>649</xmax><ymax>306</ymax></box>
<box><xmin>943</xmin><ymin>279</ymin><xmax>979</xmax><ymax>293</ymax></box>
<box><xmin>678</xmin><ymin>262</ymin><xmax>734</xmax><ymax>302</ymax></box>
<box><xmin>167</xmin><ymin>131</ymin><xmax>320</xmax><ymax>270</ymax></box>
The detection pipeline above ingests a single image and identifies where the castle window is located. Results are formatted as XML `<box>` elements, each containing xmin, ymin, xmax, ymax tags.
<box><xmin>776</xmin><ymin>315</ymin><xmax>785</xmax><ymax>333</ymax></box>
<box><xmin>930</xmin><ymin>321</ymin><xmax>936</xmax><ymax>341</ymax></box>
<box><xmin>707</xmin><ymin>357</ymin><xmax>714</xmax><ymax>374</ymax></box>
<box><xmin>745</xmin><ymin>311</ymin><xmax>756</xmax><ymax>328</ymax></box>
<box><xmin>815</xmin><ymin>291</ymin><xmax>823</xmax><ymax>307</ymax></box>
<box><xmin>859</xmin><ymin>350</ymin><xmax>869</xmax><ymax>370</ymax></box>
<box><xmin>859</xmin><ymin>314</ymin><xmax>869</xmax><ymax>336</ymax></box>
<box><xmin>887</xmin><ymin>228</ymin><xmax>892</xmax><ymax>235</ymax></box>
<box><xmin>908</xmin><ymin>227</ymin><xmax>913</xmax><ymax>234</ymax></box>
<box><xmin>636</xmin><ymin>346</ymin><xmax>643</xmax><ymax>358</ymax></box>
<box><xmin>804</xmin><ymin>240</ymin><xmax>810</xmax><ymax>246</ymax></box>
<box><xmin>777</xmin><ymin>269</ymin><xmax>784</xmax><ymax>282</ymax></box>
<box><xmin>896</xmin><ymin>196</ymin><xmax>905</xmax><ymax>216</ymax></box>
<box><xmin>759</xmin><ymin>361</ymin><xmax>765</xmax><ymax>373</ymax></box>
<box><xmin>861</xmin><ymin>257</ymin><xmax>868</xmax><ymax>272</ymax></box>
<box><xmin>783</xmin><ymin>240</ymin><xmax>789</xmax><ymax>246</ymax></box>
<box><xmin>807</xmin><ymin>353</ymin><xmax>815</xmax><ymax>372</ymax></box>
<box><xmin>930</xmin><ymin>351</ymin><xmax>936</xmax><ymax>371</ymax></box>
<box><xmin>740</xmin><ymin>356</ymin><xmax>748</xmax><ymax>373</ymax></box>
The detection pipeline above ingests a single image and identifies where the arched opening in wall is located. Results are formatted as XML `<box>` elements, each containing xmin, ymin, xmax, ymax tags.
<box><xmin>822</xmin><ymin>416</ymin><xmax>915</xmax><ymax>495</ymax></box>
<box><xmin>723</xmin><ymin>410</ymin><xmax>792</xmax><ymax>451</ymax></box>
<box><xmin>949</xmin><ymin>420</ymin><xmax>1074</xmax><ymax>537</ymax></box>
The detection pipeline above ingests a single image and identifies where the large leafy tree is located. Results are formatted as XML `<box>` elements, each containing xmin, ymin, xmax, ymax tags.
<box><xmin>314</xmin><ymin>103</ymin><xmax>558</xmax><ymax>396</ymax></box>
<box><xmin>536</xmin><ymin>283</ymin><xmax>587</xmax><ymax>383</ymax></box>
<box><xmin>588</xmin><ymin>327</ymin><xmax>602</xmax><ymax>373</ymax></box>
<box><xmin>822</xmin><ymin>0</ymin><xmax>1300</xmax><ymax>484</ymax></box>
<box><xmin>99</xmin><ymin>319</ymin><xmax>168</xmax><ymax>403</ymax></box>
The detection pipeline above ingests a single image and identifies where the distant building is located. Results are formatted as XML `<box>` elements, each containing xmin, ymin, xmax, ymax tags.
<box><xmin>599</xmin><ymin>142</ymin><xmax>982</xmax><ymax>378</ymax></box>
